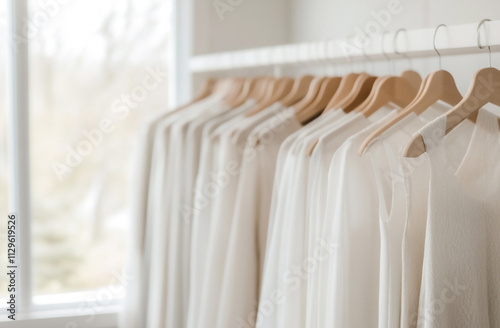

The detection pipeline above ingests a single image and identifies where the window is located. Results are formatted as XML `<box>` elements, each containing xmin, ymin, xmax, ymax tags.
<box><xmin>1</xmin><ymin>0</ymin><xmax>174</xmax><ymax>325</ymax></box>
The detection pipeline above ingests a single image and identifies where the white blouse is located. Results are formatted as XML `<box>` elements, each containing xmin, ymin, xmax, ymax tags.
<box><xmin>366</xmin><ymin>103</ymin><xmax>454</xmax><ymax>328</ymax></box>
<box><xmin>415</xmin><ymin>108</ymin><xmax>500</xmax><ymax>327</ymax></box>
<box><xmin>196</xmin><ymin>103</ymin><xmax>287</xmax><ymax>328</ymax></box>
<box><xmin>187</xmin><ymin>99</ymin><xmax>256</xmax><ymax>328</ymax></box>
<box><xmin>399</xmin><ymin>105</ymin><xmax>476</xmax><ymax>328</ymax></box>
<box><xmin>321</xmin><ymin>109</ymin><xmax>397</xmax><ymax>328</ymax></box>
<box><xmin>258</xmin><ymin>109</ymin><xmax>347</xmax><ymax>328</ymax></box>
<box><xmin>216</xmin><ymin>107</ymin><xmax>303</xmax><ymax>328</ymax></box>
<box><xmin>304</xmin><ymin>109</ymin><xmax>392</xmax><ymax>327</ymax></box>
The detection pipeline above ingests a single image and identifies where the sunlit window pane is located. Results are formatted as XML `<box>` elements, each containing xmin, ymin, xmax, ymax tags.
<box><xmin>29</xmin><ymin>0</ymin><xmax>170</xmax><ymax>297</ymax></box>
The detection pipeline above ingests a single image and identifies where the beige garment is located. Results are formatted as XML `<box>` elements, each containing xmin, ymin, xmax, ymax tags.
<box><xmin>414</xmin><ymin>108</ymin><xmax>500</xmax><ymax>328</ymax></box>
<box><xmin>216</xmin><ymin>107</ymin><xmax>302</xmax><ymax>328</ymax></box>
<box><xmin>196</xmin><ymin>103</ymin><xmax>287</xmax><ymax>328</ymax></box>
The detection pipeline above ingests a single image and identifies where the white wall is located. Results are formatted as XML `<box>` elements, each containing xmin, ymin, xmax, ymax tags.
<box><xmin>191</xmin><ymin>0</ymin><xmax>289</xmax><ymax>92</ymax></box>
<box><xmin>193</xmin><ymin>0</ymin><xmax>289</xmax><ymax>54</ymax></box>
<box><xmin>288</xmin><ymin>0</ymin><xmax>500</xmax><ymax>43</ymax></box>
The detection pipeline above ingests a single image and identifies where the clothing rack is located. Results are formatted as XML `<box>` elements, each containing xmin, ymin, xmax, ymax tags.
<box><xmin>190</xmin><ymin>20</ymin><xmax>500</xmax><ymax>73</ymax></box>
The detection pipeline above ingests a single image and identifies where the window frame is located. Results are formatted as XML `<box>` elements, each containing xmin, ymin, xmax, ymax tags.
<box><xmin>0</xmin><ymin>310</ymin><xmax>118</xmax><ymax>328</ymax></box>
<box><xmin>3</xmin><ymin>0</ymin><xmax>191</xmax><ymax>325</ymax></box>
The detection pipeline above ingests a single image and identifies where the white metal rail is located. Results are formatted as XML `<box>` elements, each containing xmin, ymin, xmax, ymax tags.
<box><xmin>190</xmin><ymin>20</ymin><xmax>500</xmax><ymax>72</ymax></box>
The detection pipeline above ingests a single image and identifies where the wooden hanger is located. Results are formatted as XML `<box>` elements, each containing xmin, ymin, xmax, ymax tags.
<box><xmin>212</xmin><ymin>78</ymin><xmax>232</xmax><ymax>98</ymax></box>
<box><xmin>358</xmin><ymin>75</ymin><xmax>418</xmax><ymax>117</ymax></box>
<box><xmin>280</xmin><ymin>75</ymin><xmax>315</xmax><ymax>107</ymax></box>
<box><xmin>332</xmin><ymin>73</ymin><xmax>377</xmax><ymax>113</ymax></box>
<box><xmin>295</xmin><ymin>77</ymin><xmax>342</xmax><ymax>124</ymax></box>
<box><xmin>403</xmin><ymin>67</ymin><xmax>500</xmax><ymax>157</ymax></box>
<box><xmin>231</xmin><ymin>76</ymin><xmax>272</xmax><ymax>107</ymax></box>
<box><xmin>174</xmin><ymin>78</ymin><xmax>216</xmax><ymax>111</ymax></box>
<box><xmin>274</xmin><ymin>77</ymin><xmax>295</xmax><ymax>100</ymax></box>
<box><xmin>323</xmin><ymin>73</ymin><xmax>360</xmax><ymax>112</ymax></box>
<box><xmin>402</xmin><ymin>20</ymin><xmax>500</xmax><ymax>157</ymax></box>
<box><xmin>304</xmin><ymin>73</ymin><xmax>368</xmax><ymax>156</ymax></box>
<box><xmin>358</xmin><ymin>73</ymin><xmax>429</xmax><ymax>154</ymax></box>
<box><xmin>353</xmin><ymin>29</ymin><xmax>420</xmax><ymax>115</ymax></box>
<box><xmin>259</xmin><ymin>78</ymin><xmax>293</xmax><ymax>105</ymax></box>
<box><xmin>401</xmin><ymin>70</ymin><xmax>422</xmax><ymax>91</ymax></box>
<box><xmin>306</xmin><ymin>66</ymin><xmax>383</xmax><ymax>155</ymax></box>
<box><xmin>304</xmin><ymin>74</ymin><xmax>382</xmax><ymax>157</ymax></box>
<box><xmin>304</xmin><ymin>74</ymin><xmax>371</xmax><ymax>156</ymax></box>
<box><xmin>246</xmin><ymin>77</ymin><xmax>294</xmax><ymax>116</ymax></box>
<box><xmin>292</xmin><ymin>77</ymin><xmax>327</xmax><ymax>118</ymax></box>
<box><xmin>229</xmin><ymin>77</ymin><xmax>258</xmax><ymax>107</ymax></box>
<box><xmin>256</xmin><ymin>78</ymin><xmax>281</xmax><ymax>106</ymax></box>
<box><xmin>351</xmin><ymin>75</ymin><xmax>389</xmax><ymax>113</ymax></box>
<box><xmin>192</xmin><ymin>78</ymin><xmax>216</xmax><ymax>102</ymax></box>
<box><xmin>359</xmin><ymin>69</ymin><xmax>462</xmax><ymax>155</ymax></box>
<box><xmin>253</xmin><ymin>77</ymin><xmax>275</xmax><ymax>103</ymax></box>
<box><xmin>392</xmin><ymin>28</ymin><xmax>423</xmax><ymax>91</ymax></box>
<box><xmin>351</xmin><ymin>72</ymin><xmax>419</xmax><ymax>113</ymax></box>
<box><xmin>224</xmin><ymin>77</ymin><xmax>247</xmax><ymax>106</ymax></box>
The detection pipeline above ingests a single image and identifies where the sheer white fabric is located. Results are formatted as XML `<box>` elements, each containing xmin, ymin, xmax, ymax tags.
<box><xmin>196</xmin><ymin>103</ymin><xmax>285</xmax><ymax>328</ymax></box>
<box><xmin>400</xmin><ymin>107</ymin><xmax>476</xmax><ymax>328</ymax></box>
<box><xmin>123</xmin><ymin>95</ymin><xmax>223</xmax><ymax>328</ymax></box>
<box><xmin>320</xmin><ymin>109</ymin><xmax>397</xmax><ymax>328</ymax></box>
<box><xmin>257</xmin><ymin>109</ymin><xmax>347</xmax><ymax>328</ymax></box>
<box><xmin>366</xmin><ymin>103</ymin><xmax>456</xmax><ymax>328</ymax></box>
<box><xmin>122</xmin><ymin>109</ymin><xmax>181</xmax><ymax>328</ymax></box>
<box><xmin>187</xmin><ymin>99</ymin><xmax>256</xmax><ymax>328</ymax></box>
<box><xmin>216</xmin><ymin>107</ymin><xmax>303</xmax><ymax>328</ymax></box>
<box><xmin>415</xmin><ymin>108</ymin><xmax>500</xmax><ymax>327</ymax></box>
<box><xmin>146</xmin><ymin>95</ymin><xmax>225</xmax><ymax>327</ymax></box>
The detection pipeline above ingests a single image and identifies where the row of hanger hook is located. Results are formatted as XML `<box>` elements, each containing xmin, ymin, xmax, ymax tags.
<box><xmin>343</xmin><ymin>18</ymin><xmax>493</xmax><ymax>74</ymax></box>
<box><xmin>264</xmin><ymin>18</ymin><xmax>493</xmax><ymax>77</ymax></box>
<box><xmin>432</xmin><ymin>19</ymin><xmax>492</xmax><ymax>71</ymax></box>
<box><xmin>381</xmin><ymin>18</ymin><xmax>492</xmax><ymax>72</ymax></box>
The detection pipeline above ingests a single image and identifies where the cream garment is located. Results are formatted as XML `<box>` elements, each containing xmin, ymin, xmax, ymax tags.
<box><xmin>187</xmin><ymin>99</ymin><xmax>256</xmax><ymax>328</ymax></box>
<box><xmin>365</xmin><ymin>103</ymin><xmax>454</xmax><ymax>328</ymax></box>
<box><xmin>415</xmin><ymin>108</ymin><xmax>500</xmax><ymax>328</ymax></box>
<box><xmin>257</xmin><ymin>109</ymin><xmax>347</xmax><ymax>328</ymax></box>
<box><xmin>121</xmin><ymin>107</ymin><xmax>187</xmax><ymax>328</ymax></box>
<box><xmin>370</xmin><ymin>115</ymin><xmax>432</xmax><ymax>328</ymax></box>
<box><xmin>277</xmin><ymin>111</ymin><xmax>390</xmax><ymax>328</ymax></box>
<box><xmin>145</xmin><ymin>95</ymin><xmax>225</xmax><ymax>328</ymax></box>
<box><xmin>399</xmin><ymin>150</ymin><xmax>431</xmax><ymax>328</ymax></box>
<box><xmin>163</xmin><ymin>99</ymin><xmax>237</xmax><ymax>327</ymax></box>
<box><xmin>257</xmin><ymin>109</ymin><xmax>351</xmax><ymax>328</ymax></box>
<box><xmin>302</xmin><ymin>108</ymin><xmax>393</xmax><ymax>328</ymax></box>
<box><xmin>182</xmin><ymin>103</ymin><xmax>250</xmax><ymax>224</ymax></box>
<box><xmin>265</xmin><ymin>109</ymin><xmax>347</xmax><ymax>250</ymax></box>
<box><xmin>120</xmin><ymin>95</ymin><xmax>219</xmax><ymax>328</ymax></box>
<box><xmin>399</xmin><ymin>108</ymin><xmax>475</xmax><ymax>328</ymax></box>
<box><xmin>216</xmin><ymin>107</ymin><xmax>302</xmax><ymax>328</ymax></box>
<box><xmin>254</xmin><ymin>109</ymin><xmax>303</xmax><ymax>263</ymax></box>
<box><xmin>195</xmin><ymin>103</ymin><xmax>285</xmax><ymax>328</ymax></box>
<box><xmin>208</xmin><ymin>100</ymin><xmax>272</xmax><ymax>141</ymax></box>
<box><xmin>320</xmin><ymin>109</ymin><xmax>397</xmax><ymax>328</ymax></box>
